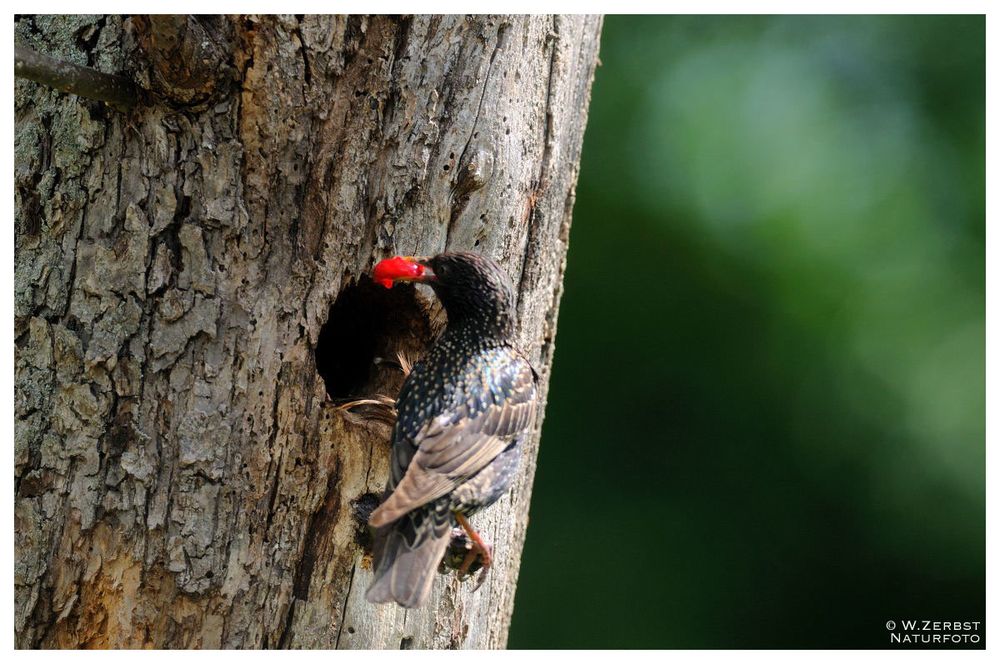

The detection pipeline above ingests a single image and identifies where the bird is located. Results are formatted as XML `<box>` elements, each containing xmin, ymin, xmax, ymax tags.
<box><xmin>364</xmin><ymin>252</ymin><xmax>538</xmax><ymax>609</ymax></box>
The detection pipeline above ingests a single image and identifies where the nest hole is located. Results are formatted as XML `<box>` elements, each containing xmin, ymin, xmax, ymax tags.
<box><xmin>316</xmin><ymin>276</ymin><xmax>431</xmax><ymax>401</ymax></box>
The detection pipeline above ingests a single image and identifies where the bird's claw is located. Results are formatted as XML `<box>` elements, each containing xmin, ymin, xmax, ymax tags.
<box><xmin>471</xmin><ymin>559</ymin><xmax>491</xmax><ymax>591</ymax></box>
<box><xmin>457</xmin><ymin>540</ymin><xmax>492</xmax><ymax>590</ymax></box>
<box><xmin>451</xmin><ymin>512</ymin><xmax>493</xmax><ymax>591</ymax></box>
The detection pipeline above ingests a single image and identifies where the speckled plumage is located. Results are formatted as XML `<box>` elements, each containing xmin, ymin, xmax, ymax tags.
<box><xmin>366</xmin><ymin>253</ymin><xmax>537</xmax><ymax>608</ymax></box>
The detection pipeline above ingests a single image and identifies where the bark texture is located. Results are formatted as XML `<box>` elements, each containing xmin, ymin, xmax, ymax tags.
<box><xmin>14</xmin><ymin>14</ymin><xmax>602</xmax><ymax>649</ymax></box>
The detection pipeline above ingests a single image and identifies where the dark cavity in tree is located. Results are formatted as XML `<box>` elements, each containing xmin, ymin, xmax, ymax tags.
<box><xmin>315</xmin><ymin>276</ymin><xmax>431</xmax><ymax>401</ymax></box>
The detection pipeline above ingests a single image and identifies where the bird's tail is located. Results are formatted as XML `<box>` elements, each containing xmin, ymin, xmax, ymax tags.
<box><xmin>365</xmin><ymin>505</ymin><xmax>451</xmax><ymax>608</ymax></box>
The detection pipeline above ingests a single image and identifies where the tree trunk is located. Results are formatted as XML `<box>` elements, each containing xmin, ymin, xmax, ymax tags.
<box><xmin>14</xmin><ymin>14</ymin><xmax>602</xmax><ymax>649</ymax></box>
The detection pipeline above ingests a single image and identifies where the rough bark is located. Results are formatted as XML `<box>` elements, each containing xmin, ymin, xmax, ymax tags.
<box><xmin>14</xmin><ymin>14</ymin><xmax>602</xmax><ymax>649</ymax></box>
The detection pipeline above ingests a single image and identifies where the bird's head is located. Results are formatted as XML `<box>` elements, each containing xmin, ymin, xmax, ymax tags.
<box><xmin>373</xmin><ymin>252</ymin><xmax>515</xmax><ymax>339</ymax></box>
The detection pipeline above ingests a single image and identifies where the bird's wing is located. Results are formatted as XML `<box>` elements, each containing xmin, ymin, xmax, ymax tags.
<box><xmin>368</xmin><ymin>354</ymin><xmax>536</xmax><ymax>527</ymax></box>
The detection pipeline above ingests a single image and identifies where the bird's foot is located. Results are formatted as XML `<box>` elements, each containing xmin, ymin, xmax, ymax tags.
<box><xmin>458</xmin><ymin>541</ymin><xmax>493</xmax><ymax>590</ymax></box>
<box><xmin>454</xmin><ymin>513</ymin><xmax>493</xmax><ymax>590</ymax></box>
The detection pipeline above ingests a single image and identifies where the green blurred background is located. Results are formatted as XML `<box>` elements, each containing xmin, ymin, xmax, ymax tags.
<box><xmin>509</xmin><ymin>15</ymin><xmax>984</xmax><ymax>649</ymax></box>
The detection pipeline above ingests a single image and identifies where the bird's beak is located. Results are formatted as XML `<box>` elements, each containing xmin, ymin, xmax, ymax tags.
<box><xmin>374</xmin><ymin>255</ymin><xmax>436</xmax><ymax>289</ymax></box>
<box><xmin>409</xmin><ymin>257</ymin><xmax>437</xmax><ymax>283</ymax></box>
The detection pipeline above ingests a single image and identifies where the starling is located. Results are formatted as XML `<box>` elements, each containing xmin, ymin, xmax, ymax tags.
<box><xmin>365</xmin><ymin>252</ymin><xmax>538</xmax><ymax>608</ymax></box>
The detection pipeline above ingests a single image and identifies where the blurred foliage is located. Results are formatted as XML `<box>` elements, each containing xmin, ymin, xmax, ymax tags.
<box><xmin>509</xmin><ymin>15</ymin><xmax>983</xmax><ymax>648</ymax></box>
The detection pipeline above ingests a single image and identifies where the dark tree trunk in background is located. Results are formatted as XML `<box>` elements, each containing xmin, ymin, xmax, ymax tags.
<box><xmin>14</xmin><ymin>15</ymin><xmax>602</xmax><ymax>649</ymax></box>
